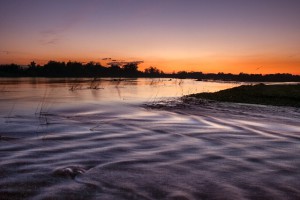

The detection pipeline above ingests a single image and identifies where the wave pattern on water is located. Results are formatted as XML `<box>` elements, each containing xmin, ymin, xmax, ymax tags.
<box><xmin>0</xmin><ymin>78</ymin><xmax>300</xmax><ymax>200</ymax></box>
<box><xmin>1</xmin><ymin>102</ymin><xmax>300</xmax><ymax>200</ymax></box>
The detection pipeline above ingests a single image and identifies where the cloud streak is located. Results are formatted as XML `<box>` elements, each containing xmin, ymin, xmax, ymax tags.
<box><xmin>38</xmin><ymin>6</ymin><xmax>89</xmax><ymax>46</ymax></box>
<box><xmin>107</xmin><ymin>60</ymin><xmax>144</xmax><ymax>66</ymax></box>
<box><xmin>0</xmin><ymin>51</ymin><xmax>9</xmax><ymax>55</ymax></box>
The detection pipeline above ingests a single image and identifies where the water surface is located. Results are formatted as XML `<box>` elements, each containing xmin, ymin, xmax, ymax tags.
<box><xmin>0</xmin><ymin>78</ymin><xmax>299</xmax><ymax>200</ymax></box>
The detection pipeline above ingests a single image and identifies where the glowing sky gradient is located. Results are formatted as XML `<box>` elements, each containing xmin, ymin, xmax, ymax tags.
<box><xmin>1</xmin><ymin>0</ymin><xmax>300</xmax><ymax>74</ymax></box>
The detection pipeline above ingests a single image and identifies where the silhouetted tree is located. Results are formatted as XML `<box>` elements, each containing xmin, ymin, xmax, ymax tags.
<box><xmin>85</xmin><ymin>62</ymin><xmax>106</xmax><ymax>77</ymax></box>
<box><xmin>66</xmin><ymin>61</ymin><xmax>84</xmax><ymax>76</ymax></box>
<box><xmin>29</xmin><ymin>61</ymin><xmax>36</xmax><ymax>68</ymax></box>
<box><xmin>144</xmin><ymin>66</ymin><xmax>162</xmax><ymax>77</ymax></box>
<box><xmin>108</xmin><ymin>64</ymin><xmax>122</xmax><ymax>77</ymax></box>
<box><xmin>43</xmin><ymin>61</ymin><xmax>66</xmax><ymax>77</ymax></box>
<box><xmin>122</xmin><ymin>62</ymin><xmax>139</xmax><ymax>77</ymax></box>
<box><xmin>177</xmin><ymin>71</ymin><xmax>188</xmax><ymax>79</ymax></box>
<box><xmin>27</xmin><ymin>61</ymin><xmax>38</xmax><ymax>76</ymax></box>
<box><xmin>1</xmin><ymin>60</ymin><xmax>300</xmax><ymax>81</ymax></box>
<box><xmin>0</xmin><ymin>64</ymin><xmax>22</xmax><ymax>76</ymax></box>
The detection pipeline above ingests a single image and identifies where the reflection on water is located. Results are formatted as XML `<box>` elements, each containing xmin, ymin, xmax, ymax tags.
<box><xmin>0</xmin><ymin>78</ymin><xmax>300</xmax><ymax>200</ymax></box>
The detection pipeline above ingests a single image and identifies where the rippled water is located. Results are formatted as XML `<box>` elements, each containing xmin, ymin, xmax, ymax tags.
<box><xmin>0</xmin><ymin>78</ymin><xmax>300</xmax><ymax>200</ymax></box>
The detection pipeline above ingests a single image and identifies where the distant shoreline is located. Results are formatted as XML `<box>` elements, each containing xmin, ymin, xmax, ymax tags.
<box><xmin>1</xmin><ymin>61</ymin><xmax>300</xmax><ymax>82</ymax></box>
<box><xmin>185</xmin><ymin>83</ymin><xmax>300</xmax><ymax>108</ymax></box>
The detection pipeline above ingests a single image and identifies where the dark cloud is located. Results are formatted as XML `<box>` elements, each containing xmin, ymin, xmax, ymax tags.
<box><xmin>256</xmin><ymin>66</ymin><xmax>263</xmax><ymax>70</ymax></box>
<box><xmin>102</xmin><ymin>58</ymin><xmax>112</xmax><ymax>61</ymax></box>
<box><xmin>107</xmin><ymin>60</ymin><xmax>144</xmax><ymax>66</ymax></box>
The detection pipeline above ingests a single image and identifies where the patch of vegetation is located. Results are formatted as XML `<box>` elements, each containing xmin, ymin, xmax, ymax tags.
<box><xmin>187</xmin><ymin>84</ymin><xmax>300</xmax><ymax>107</ymax></box>
<box><xmin>1</xmin><ymin>61</ymin><xmax>300</xmax><ymax>82</ymax></box>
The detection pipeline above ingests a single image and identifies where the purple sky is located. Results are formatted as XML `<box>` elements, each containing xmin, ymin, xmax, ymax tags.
<box><xmin>1</xmin><ymin>0</ymin><xmax>300</xmax><ymax>73</ymax></box>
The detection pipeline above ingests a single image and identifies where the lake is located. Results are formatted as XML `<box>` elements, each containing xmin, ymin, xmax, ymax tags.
<box><xmin>0</xmin><ymin>78</ymin><xmax>300</xmax><ymax>200</ymax></box>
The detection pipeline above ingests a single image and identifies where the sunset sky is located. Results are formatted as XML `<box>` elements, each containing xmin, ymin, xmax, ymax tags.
<box><xmin>0</xmin><ymin>0</ymin><xmax>300</xmax><ymax>74</ymax></box>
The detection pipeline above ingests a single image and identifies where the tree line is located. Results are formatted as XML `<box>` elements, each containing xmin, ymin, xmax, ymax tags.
<box><xmin>0</xmin><ymin>60</ymin><xmax>300</xmax><ymax>82</ymax></box>
<box><xmin>0</xmin><ymin>61</ymin><xmax>163</xmax><ymax>78</ymax></box>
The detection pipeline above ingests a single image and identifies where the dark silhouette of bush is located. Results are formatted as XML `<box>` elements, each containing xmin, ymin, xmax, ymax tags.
<box><xmin>43</xmin><ymin>61</ymin><xmax>66</xmax><ymax>77</ymax></box>
<box><xmin>0</xmin><ymin>60</ymin><xmax>300</xmax><ymax>82</ymax></box>
<box><xmin>0</xmin><ymin>64</ymin><xmax>23</xmax><ymax>76</ymax></box>
<box><xmin>85</xmin><ymin>62</ymin><xmax>107</xmax><ymax>77</ymax></box>
<box><xmin>122</xmin><ymin>62</ymin><xmax>139</xmax><ymax>77</ymax></box>
<box><xmin>66</xmin><ymin>61</ymin><xmax>84</xmax><ymax>77</ymax></box>
<box><xmin>108</xmin><ymin>64</ymin><xmax>122</xmax><ymax>77</ymax></box>
<box><xmin>144</xmin><ymin>66</ymin><xmax>163</xmax><ymax>77</ymax></box>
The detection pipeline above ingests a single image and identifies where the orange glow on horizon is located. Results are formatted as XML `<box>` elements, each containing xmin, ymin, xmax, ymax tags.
<box><xmin>1</xmin><ymin>1</ymin><xmax>300</xmax><ymax>75</ymax></box>
<box><xmin>1</xmin><ymin>53</ymin><xmax>300</xmax><ymax>75</ymax></box>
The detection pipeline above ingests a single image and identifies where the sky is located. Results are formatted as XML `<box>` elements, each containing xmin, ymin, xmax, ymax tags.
<box><xmin>0</xmin><ymin>0</ymin><xmax>300</xmax><ymax>74</ymax></box>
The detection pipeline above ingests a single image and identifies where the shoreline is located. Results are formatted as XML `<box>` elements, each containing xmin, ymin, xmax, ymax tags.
<box><xmin>185</xmin><ymin>83</ymin><xmax>300</xmax><ymax>108</ymax></box>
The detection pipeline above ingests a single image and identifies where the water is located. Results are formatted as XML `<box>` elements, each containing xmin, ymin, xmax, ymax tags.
<box><xmin>0</xmin><ymin>78</ymin><xmax>300</xmax><ymax>200</ymax></box>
